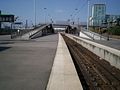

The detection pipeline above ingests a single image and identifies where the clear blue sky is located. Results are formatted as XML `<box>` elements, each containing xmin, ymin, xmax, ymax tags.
<box><xmin>0</xmin><ymin>0</ymin><xmax>120</xmax><ymax>25</ymax></box>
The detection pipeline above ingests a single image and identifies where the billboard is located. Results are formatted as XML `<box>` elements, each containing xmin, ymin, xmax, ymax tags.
<box><xmin>0</xmin><ymin>15</ymin><xmax>14</xmax><ymax>22</ymax></box>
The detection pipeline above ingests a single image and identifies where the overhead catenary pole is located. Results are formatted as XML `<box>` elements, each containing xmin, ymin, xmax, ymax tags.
<box><xmin>87</xmin><ymin>0</ymin><xmax>90</xmax><ymax>31</ymax></box>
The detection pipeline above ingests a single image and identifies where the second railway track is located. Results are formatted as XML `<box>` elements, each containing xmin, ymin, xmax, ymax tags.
<box><xmin>62</xmin><ymin>34</ymin><xmax>120</xmax><ymax>90</ymax></box>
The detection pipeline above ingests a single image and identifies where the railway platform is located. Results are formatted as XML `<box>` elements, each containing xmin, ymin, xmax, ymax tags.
<box><xmin>0</xmin><ymin>33</ymin><xmax>83</xmax><ymax>90</ymax></box>
<box><xmin>0</xmin><ymin>34</ymin><xmax>58</xmax><ymax>90</ymax></box>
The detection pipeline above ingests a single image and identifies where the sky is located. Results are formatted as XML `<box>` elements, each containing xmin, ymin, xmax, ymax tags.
<box><xmin>0</xmin><ymin>0</ymin><xmax>120</xmax><ymax>25</ymax></box>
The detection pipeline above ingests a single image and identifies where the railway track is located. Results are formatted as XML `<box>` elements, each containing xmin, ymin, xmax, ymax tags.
<box><xmin>62</xmin><ymin>34</ymin><xmax>120</xmax><ymax>90</ymax></box>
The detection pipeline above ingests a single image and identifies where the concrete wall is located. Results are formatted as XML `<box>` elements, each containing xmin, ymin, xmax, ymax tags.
<box><xmin>66</xmin><ymin>34</ymin><xmax>120</xmax><ymax>69</ymax></box>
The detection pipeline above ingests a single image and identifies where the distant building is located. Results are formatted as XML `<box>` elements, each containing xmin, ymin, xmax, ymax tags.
<box><xmin>90</xmin><ymin>4</ymin><xmax>106</xmax><ymax>26</ymax></box>
<box><xmin>105</xmin><ymin>14</ymin><xmax>120</xmax><ymax>23</ymax></box>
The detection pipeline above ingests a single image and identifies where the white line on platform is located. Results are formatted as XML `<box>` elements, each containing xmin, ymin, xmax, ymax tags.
<box><xmin>46</xmin><ymin>33</ymin><xmax>83</xmax><ymax>90</ymax></box>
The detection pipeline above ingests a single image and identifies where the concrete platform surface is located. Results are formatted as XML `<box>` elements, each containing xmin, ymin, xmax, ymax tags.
<box><xmin>0</xmin><ymin>35</ymin><xmax>11</xmax><ymax>41</ymax></box>
<box><xmin>47</xmin><ymin>33</ymin><xmax>83</xmax><ymax>90</ymax></box>
<box><xmin>0</xmin><ymin>34</ymin><xmax>58</xmax><ymax>90</ymax></box>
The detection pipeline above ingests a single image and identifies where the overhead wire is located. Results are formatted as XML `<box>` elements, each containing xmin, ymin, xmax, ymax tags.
<box><xmin>73</xmin><ymin>0</ymin><xmax>88</xmax><ymax>18</ymax></box>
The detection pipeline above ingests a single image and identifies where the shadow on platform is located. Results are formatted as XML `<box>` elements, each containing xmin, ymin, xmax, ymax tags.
<box><xmin>0</xmin><ymin>47</ymin><xmax>11</xmax><ymax>52</ymax></box>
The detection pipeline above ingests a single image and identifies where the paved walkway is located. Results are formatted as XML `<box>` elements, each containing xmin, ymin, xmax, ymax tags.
<box><xmin>0</xmin><ymin>35</ymin><xmax>11</xmax><ymax>41</ymax></box>
<box><xmin>0</xmin><ymin>34</ymin><xmax>58</xmax><ymax>90</ymax></box>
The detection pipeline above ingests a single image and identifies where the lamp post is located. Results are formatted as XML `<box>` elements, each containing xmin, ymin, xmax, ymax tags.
<box><xmin>44</xmin><ymin>8</ymin><xmax>47</xmax><ymax>24</ymax></box>
<box><xmin>50</xmin><ymin>18</ymin><xmax>53</xmax><ymax>24</ymax></box>
<box><xmin>87</xmin><ymin>0</ymin><xmax>90</xmax><ymax>31</ymax></box>
<box><xmin>78</xmin><ymin>18</ymin><xmax>80</xmax><ymax>29</ymax></box>
<box><xmin>74</xmin><ymin>8</ymin><xmax>78</xmax><ymax>25</ymax></box>
<box><xmin>70</xmin><ymin>8</ymin><xmax>78</xmax><ymax>26</ymax></box>
<box><xmin>70</xmin><ymin>15</ymin><xmax>72</xmax><ymax>26</ymax></box>
<box><xmin>0</xmin><ymin>10</ymin><xmax>1</xmax><ymax>29</ymax></box>
<box><xmin>48</xmin><ymin>14</ymin><xmax>53</xmax><ymax>24</ymax></box>
<box><xmin>34</xmin><ymin>0</ymin><xmax>36</xmax><ymax>28</ymax></box>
